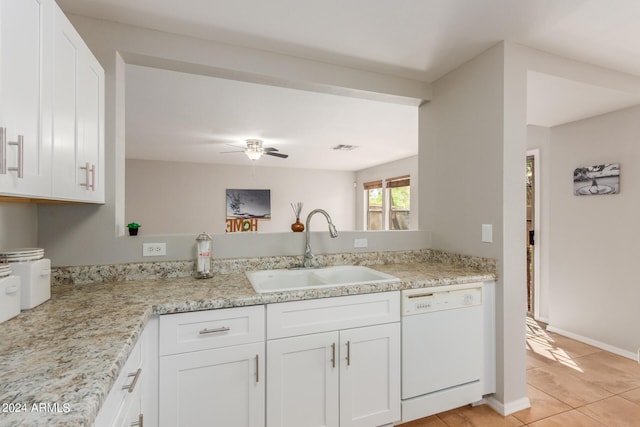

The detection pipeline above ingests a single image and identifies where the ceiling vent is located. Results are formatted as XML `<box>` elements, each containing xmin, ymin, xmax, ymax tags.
<box><xmin>332</xmin><ymin>144</ymin><xmax>358</xmax><ymax>151</ymax></box>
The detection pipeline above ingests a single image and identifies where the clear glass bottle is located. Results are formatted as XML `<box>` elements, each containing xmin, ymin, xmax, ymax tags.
<box><xmin>195</xmin><ymin>232</ymin><xmax>212</xmax><ymax>279</ymax></box>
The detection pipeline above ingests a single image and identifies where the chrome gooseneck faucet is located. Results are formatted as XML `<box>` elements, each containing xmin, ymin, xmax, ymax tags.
<box><xmin>303</xmin><ymin>209</ymin><xmax>338</xmax><ymax>268</ymax></box>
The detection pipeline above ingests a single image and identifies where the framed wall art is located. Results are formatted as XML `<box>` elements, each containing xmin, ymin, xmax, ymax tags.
<box><xmin>573</xmin><ymin>163</ymin><xmax>620</xmax><ymax>196</ymax></box>
<box><xmin>225</xmin><ymin>189</ymin><xmax>271</xmax><ymax>232</ymax></box>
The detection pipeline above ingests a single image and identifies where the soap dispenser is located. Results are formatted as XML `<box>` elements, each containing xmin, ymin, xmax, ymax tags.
<box><xmin>195</xmin><ymin>232</ymin><xmax>212</xmax><ymax>279</ymax></box>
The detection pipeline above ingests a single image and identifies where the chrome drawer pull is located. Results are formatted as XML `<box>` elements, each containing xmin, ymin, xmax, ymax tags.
<box><xmin>199</xmin><ymin>326</ymin><xmax>230</xmax><ymax>335</ymax></box>
<box><xmin>122</xmin><ymin>368</ymin><xmax>142</xmax><ymax>393</ymax></box>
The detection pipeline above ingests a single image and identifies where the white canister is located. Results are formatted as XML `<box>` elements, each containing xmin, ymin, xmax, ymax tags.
<box><xmin>0</xmin><ymin>275</ymin><xmax>21</xmax><ymax>324</ymax></box>
<box><xmin>10</xmin><ymin>258</ymin><xmax>51</xmax><ymax>309</ymax></box>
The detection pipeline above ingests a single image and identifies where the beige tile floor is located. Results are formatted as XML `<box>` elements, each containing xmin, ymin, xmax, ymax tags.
<box><xmin>397</xmin><ymin>317</ymin><xmax>640</xmax><ymax>427</ymax></box>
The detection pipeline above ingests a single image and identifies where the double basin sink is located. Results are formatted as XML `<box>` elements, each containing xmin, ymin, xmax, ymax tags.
<box><xmin>246</xmin><ymin>265</ymin><xmax>400</xmax><ymax>293</ymax></box>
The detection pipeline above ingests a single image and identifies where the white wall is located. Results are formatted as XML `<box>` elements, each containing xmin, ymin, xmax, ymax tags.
<box><xmin>0</xmin><ymin>203</ymin><xmax>38</xmax><ymax>248</ymax></box>
<box><xmin>355</xmin><ymin>155</ymin><xmax>418</xmax><ymax>230</ymax></box>
<box><xmin>126</xmin><ymin>159</ymin><xmax>356</xmax><ymax>234</ymax></box>
<box><xmin>547</xmin><ymin>105</ymin><xmax>640</xmax><ymax>357</ymax></box>
<box><xmin>420</xmin><ymin>42</ymin><xmax>529</xmax><ymax>414</ymax></box>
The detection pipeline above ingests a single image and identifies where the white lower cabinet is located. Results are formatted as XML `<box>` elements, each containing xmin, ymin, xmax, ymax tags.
<box><xmin>339</xmin><ymin>323</ymin><xmax>400</xmax><ymax>427</ymax></box>
<box><xmin>267</xmin><ymin>292</ymin><xmax>401</xmax><ymax>427</ymax></box>
<box><xmin>94</xmin><ymin>317</ymin><xmax>157</xmax><ymax>427</ymax></box>
<box><xmin>158</xmin><ymin>305</ymin><xmax>266</xmax><ymax>427</ymax></box>
<box><xmin>160</xmin><ymin>342</ymin><xmax>265</xmax><ymax>426</ymax></box>
<box><xmin>267</xmin><ymin>332</ymin><xmax>339</xmax><ymax>427</ymax></box>
<box><xmin>154</xmin><ymin>294</ymin><xmax>400</xmax><ymax>427</ymax></box>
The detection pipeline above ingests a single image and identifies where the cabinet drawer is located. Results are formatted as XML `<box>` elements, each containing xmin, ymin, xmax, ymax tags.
<box><xmin>267</xmin><ymin>292</ymin><xmax>400</xmax><ymax>339</ymax></box>
<box><xmin>160</xmin><ymin>305</ymin><xmax>265</xmax><ymax>356</ymax></box>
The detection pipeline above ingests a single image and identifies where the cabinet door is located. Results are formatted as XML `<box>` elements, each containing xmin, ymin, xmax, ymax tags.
<box><xmin>0</xmin><ymin>0</ymin><xmax>52</xmax><ymax>197</ymax></box>
<box><xmin>267</xmin><ymin>332</ymin><xmax>339</xmax><ymax>427</ymax></box>
<box><xmin>339</xmin><ymin>323</ymin><xmax>401</xmax><ymax>427</ymax></box>
<box><xmin>51</xmin><ymin>6</ymin><xmax>104</xmax><ymax>203</ymax></box>
<box><xmin>159</xmin><ymin>342</ymin><xmax>265</xmax><ymax>427</ymax></box>
<box><xmin>113</xmin><ymin>379</ymin><xmax>142</xmax><ymax>427</ymax></box>
<box><xmin>75</xmin><ymin>48</ymin><xmax>104</xmax><ymax>202</ymax></box>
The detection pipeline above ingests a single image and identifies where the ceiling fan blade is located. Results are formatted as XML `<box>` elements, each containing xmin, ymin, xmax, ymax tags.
<box><xmin>220</xmin><ymin>150</ymin><xmax>244</xmax><ymax>154</ymax></box>
<box><xmin>264</xmin><ymin>147</ymin><xmax>279</xmax><ymax>152</ymax></box>
<box><xmin>265</xmin><ymin>151</ymin><xmax>288</xmax><ymax>159</ymax></box>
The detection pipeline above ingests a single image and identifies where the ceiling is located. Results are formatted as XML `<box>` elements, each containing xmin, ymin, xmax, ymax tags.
<box><xmin>58</xmin><ymin>0</ymin><xmax>640</xmax><ymax>169</ymax></box>
<box><xmin>125</xmin><ymin>65</ymin><xmax>418</xmax><ymax>170</ymax></box>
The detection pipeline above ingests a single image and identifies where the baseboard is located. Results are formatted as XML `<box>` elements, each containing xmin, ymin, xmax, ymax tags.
<box><xmin>546</xmin><ymin>325</ymin><xmax>637</xmax><ymax>360</ymax></box>
<box><xmin>484</xmin><ymin>395</ymin><xmax>531</xmax><ymax>416</ymax></box>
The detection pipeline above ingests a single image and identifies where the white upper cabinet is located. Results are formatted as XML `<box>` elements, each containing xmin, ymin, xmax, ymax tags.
<box><xmin>51</xmin><ymin>5</ymin><xmax>105</xmax><ymax>203</ymax></box>
<box><xmin>0</xmin><ymin>0</ymin><xmax>104</xmax><ymax>203</ymax></box>
<box><xmin>0</xmin><ymin>0</ymin><xmax>53</xmax><ymax>198</ymax></box>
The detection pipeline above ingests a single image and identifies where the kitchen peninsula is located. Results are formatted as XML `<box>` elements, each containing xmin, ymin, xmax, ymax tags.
<box><xmin>0</xmin><ymin>250</ymin><xmax>496</xmax><ymax>426</ymax></box>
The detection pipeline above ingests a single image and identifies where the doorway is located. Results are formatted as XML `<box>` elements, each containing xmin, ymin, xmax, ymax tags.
<box><xmin>526</xmin><ymin>149</ymin><xmax>540</xmax><ymax>319</ymax></box>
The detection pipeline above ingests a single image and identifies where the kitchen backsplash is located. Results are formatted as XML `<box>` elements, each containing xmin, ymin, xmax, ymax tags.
<box><xmin>51</xmin><ymin>249</ymin><xmax>497</xmax><ymax>286</ymax></box>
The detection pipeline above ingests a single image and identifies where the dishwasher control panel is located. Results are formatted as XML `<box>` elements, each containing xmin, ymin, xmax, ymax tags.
<box><xmin>401</xmin><ymin>282</ymin><xmax>483</xmax><ymax>315</ymax></box>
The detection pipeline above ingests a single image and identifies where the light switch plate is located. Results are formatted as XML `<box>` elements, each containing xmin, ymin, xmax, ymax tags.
<box><xmin>482</xmin><ymin>224</ymin><xmax>493</xmax><ymax>243</ymax></box>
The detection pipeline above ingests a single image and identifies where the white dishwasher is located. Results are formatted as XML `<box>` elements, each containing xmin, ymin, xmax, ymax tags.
<box><xmin>401</xmin><ymin>282</ymin><xmax>484</xmax><ymax>423</ymax></box>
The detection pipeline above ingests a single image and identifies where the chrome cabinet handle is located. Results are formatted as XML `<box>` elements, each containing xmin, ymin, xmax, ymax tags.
<box><xmin>331</xmin><ymin>342</ymin><xmax>336</xmax><ymax>368</ymax></box>
<box><xmin>131</xmin><ymin>414</ymin><xmax>143</xmax><ymax>427</ymax></box>
<box><xmin>7</xmin><ymin>135</ymin><xmax>24</xmax><ymax>178</ymax></box>
<box><xmin>1</xmin><ymin>127</ymin><xmax>5</xmax><ymax>174</ymax></box>
<box><xmin>2</xmin><ymin>131</ymin><xmax>24</xmax><ymax>178</ymax></box>
<box><xmin>255</xmin><ymin>354</ymin><xmax>259</xmax><ymax>383</ymax></box>
<box><xmin>80</xmin><ymin>163</ymin><xmax>96</xmax><ymax>191</ymax></box>
<box><xmin>199</xmin><ymin>326</ymin><xmax>230</xmax><ymax>335</ymax></box>
<box><xmin>122</xmin><ymin>368</ymin><xmax>142</xmax><ymax>393</ymax></box>
<box><xmin>345</xmin><ymin>341</ymin><xmax>351</xmax><ymax>366</ymax></box>
<box><xmin>89</xmin><ymin>164</ymin><xmax>95</xmax><ymax>191</ymax></box>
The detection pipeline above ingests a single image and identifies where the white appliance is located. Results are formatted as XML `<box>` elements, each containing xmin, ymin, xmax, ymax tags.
<box><xmin>0</xmin><ymin>249</ymin><xmax>50</xmax><ymax>309</ymax></box>
<box><xmin>0</xmin><ymin>264</ymin><xmax>20</xmax><ymax>324</ymax></box>
<box><xmin>401</xmin><ymin>282</ymin><xmax>484</xmax><ymax>423</ymax></box>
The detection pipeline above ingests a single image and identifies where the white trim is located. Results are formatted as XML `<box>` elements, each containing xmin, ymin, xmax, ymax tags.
<box><xmin>527</xmin><ymin>149</ymin><xmax>541</xmax><ymax>321</ymax></box>
<box><xmin>546</xmin><ymin>325</ymin><xmax>637</xmax><ymax>361</ymax></box>
<box><xmin>483</xmin><ymin>395</ymin><xmax>531</xmax><ymax>416</ymax></box>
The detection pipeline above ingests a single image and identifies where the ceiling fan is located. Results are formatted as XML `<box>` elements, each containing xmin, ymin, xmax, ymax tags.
<box><xmin>221</xmin><ymin>139</ymin><xmax>289</xmax><ymax>160</ymax></box>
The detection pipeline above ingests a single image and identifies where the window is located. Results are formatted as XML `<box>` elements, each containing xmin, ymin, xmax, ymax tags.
<box><xmin>364</xmin><ymin>180</ymin><xmax>383</xmax><ymax>230</ymax></box>
<box><xmin>363</xmin><ymin>175</ymin><xmax>410</xmax><ymax>230</ymax></box>
<box><xmin>387</xmin><ymin>175</ymin><xmax>410</xmax><ymax>230</ymax></box>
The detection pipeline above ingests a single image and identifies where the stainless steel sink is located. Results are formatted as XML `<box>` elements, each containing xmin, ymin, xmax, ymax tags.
<box><xmin>246</xmin><ymin>265</ymin><xmax>400</xmax><ymax>293</ymax></box>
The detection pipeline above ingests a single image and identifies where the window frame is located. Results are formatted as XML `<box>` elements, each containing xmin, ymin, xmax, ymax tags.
<box><xmin>363</xmin><ymin>175</ymin><xmax>410</xmax><ymax>231</ymax></box>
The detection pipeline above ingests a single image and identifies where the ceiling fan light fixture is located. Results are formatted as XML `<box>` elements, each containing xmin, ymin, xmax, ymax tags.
<box><xmin>245</xmin><ymin>149</ymin><xmax>263</xmax><ymax>160</ymax></box>
<box><xmin>245</xmin><ymin>138</ymin><xmax>264</xmax><ymax>160</ymax></box>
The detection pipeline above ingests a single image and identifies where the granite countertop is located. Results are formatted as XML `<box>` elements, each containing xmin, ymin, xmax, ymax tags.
<box><xmin>0</xmin><ymin>260</ymin><xmax>495</xmax><ymax>427</ymax></box>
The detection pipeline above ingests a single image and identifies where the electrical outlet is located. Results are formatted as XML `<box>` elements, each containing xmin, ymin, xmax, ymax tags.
<box><xmin>354</xmin><ymin>238</ymin><xmax>368</xmax><ymax>248</ymax></box>
<box><xmin>143</xmin><ymin>243</ymin><xmax>166</xmax><ymax>257</ymax></box>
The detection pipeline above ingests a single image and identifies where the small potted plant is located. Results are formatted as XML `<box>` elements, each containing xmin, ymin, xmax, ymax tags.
<box><xmin>126</xmin><ymin>222</ymin><xmax>141</xmax><ymax>236</ymax></box>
